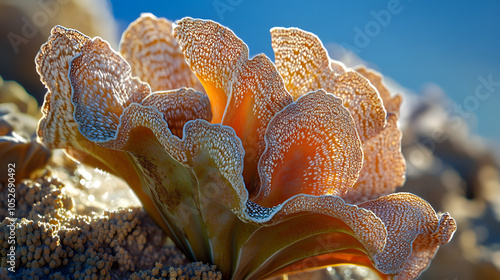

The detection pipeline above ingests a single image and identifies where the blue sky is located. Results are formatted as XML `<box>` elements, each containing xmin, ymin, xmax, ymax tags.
<box><xmin>109</xmin><ymin>0</ymin><xmax>500</xmax><ymax>143</ymax></box>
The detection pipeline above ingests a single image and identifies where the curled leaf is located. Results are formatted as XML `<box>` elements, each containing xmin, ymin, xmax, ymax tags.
<box><xmin>255</xmin><ymin>89</ymin><xmax>362</xmax><ymax>207</ymax></box>
<box><xmin>120</xmin><ymin>13</ymin><xmax>203</xmax><ymax>92</ymax></box>
<box><xmin>271</xmin><ymin>28</ymin><xmax>387</xmax><ymax>142</ymax></box>
<box><xmin>343</xmin><ymin>114</ymin><xmax>406</xmax><ymax>204</ymax></box>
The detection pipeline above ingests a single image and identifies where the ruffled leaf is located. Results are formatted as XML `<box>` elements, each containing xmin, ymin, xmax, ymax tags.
<box><xmin>174</xmin><ymin>17</ymin><xmax>248</xmax><ymax>123</ymax></box>
<box><xmin>355</xmin><ymin>66</ymin><xmax>403</xmax><ymax>115</ymax></box>
<box><xmin>70</xmin><ymin>37</ymin><xmax>150</xmax><ymax>142</ymax></box>
<box><xmin>36</xmin><ymin>26</ymin><xmax>90</xmax><ymax>149</ymax></box>
<box><xmin>120</xmin><ymin>13</ymin><xmax>203</xmax><ymax>92</ymax></box>
<box><xmin>271</xmin><ymin>28</ymin><xmax>386</xmax><ymax>142</ymax></box>
<box><xmin>254</xmin><ymin>89</ymin><xmax>363</xmax><ymax>207</ymax></box>
<box><xmin>174</xmin><ymin>18</ymin><xmax>293</xmax><ymax>195</ymax></box>
<box><xmin>233</xmin><ymin>194</ymin><xmax>387</xmax><ymax>279</ymax></box>
<box><xmin>141</xmin><ymin>88</ymin><xmax>212</xmax><ymax>138</ymax></box>
<box><xmin>360</xmin><ymin>193</ymin><xmax>457</xmax><ymax>276</ymax></box>
<box><xmin>343</xmin><ymin>114</ymin><xmax>406</xmax><ymax>204</ymax></box>
<box><xmin>36</xmin><ymin>26</ymin><xmax>169</xmax><ymax>236</ymax></box>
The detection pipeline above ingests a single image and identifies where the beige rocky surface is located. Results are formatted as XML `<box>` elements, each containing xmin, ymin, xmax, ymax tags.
<box><xmin>0</xmin><ymin>166</ymin><xmax>222</xmax><ymax>279</ymax></box>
